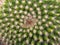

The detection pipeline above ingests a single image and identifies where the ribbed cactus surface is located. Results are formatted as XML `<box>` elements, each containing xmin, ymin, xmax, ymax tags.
<box><xmin>0</xmin><ymin>0</ymin><xmax>60</xmax><ymax>45</ymax></box>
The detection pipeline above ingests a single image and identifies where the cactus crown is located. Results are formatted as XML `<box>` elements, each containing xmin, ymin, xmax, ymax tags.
<box><xmin>0</xmin><ymin>0</ymin><xmax>60</xmax><ymax>45</ymax></box>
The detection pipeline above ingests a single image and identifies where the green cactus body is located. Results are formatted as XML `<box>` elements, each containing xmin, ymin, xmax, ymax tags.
<box><xmin>0</xmin><ymin>0</ymin><xmax>60</xmax><ymax>45</ymax></box>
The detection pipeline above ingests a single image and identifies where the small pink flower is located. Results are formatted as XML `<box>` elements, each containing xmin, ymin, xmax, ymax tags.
<box><xmin>0</xmin><ymin>0</ymin><xmax>5</xmax><ymax>7</ymax></box>
<box><xmin>0</xmin><ymin>38</ymin><xmax>6</xmax><ymax>45</ymax></box>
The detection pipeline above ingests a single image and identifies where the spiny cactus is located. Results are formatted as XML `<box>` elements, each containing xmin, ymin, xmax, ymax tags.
<box><xmin>0</xmin><ymin>0</ymin><xmax>60</xmax><ymax>45</ymax></box>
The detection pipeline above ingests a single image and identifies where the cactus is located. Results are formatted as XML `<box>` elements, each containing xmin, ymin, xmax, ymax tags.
<box><xmin>0</xmin><ymin>0</ymin><xmax>60</xmax><ymax>45</ymax></box>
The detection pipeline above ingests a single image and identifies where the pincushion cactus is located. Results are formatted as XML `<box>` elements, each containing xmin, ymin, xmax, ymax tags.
<box><xmin>0</xmin><ymin>0</ymin><xmax>60</xmax><ymax>45</ymax></box>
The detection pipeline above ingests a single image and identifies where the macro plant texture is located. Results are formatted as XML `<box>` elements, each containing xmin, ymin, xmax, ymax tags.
<box><xmin>0</xmin><ymin>0</ymin><xmax>60</xmax><ymax>45</ymax></box>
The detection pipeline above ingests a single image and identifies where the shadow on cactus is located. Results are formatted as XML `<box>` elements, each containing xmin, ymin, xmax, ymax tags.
<box><xmin>0</xmin><ymin>0</ymin><xmax>60</xmax><ymax>45</ymax></box>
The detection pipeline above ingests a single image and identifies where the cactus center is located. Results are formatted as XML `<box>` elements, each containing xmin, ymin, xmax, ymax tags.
<box><xmin>21</xmin><ymin>15</ymin><xmax>37</xmax><ymax>28</ymax></box>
